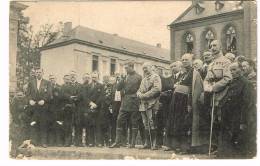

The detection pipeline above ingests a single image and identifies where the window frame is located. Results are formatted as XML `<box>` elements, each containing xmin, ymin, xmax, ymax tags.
<box><xmin>92</xmin><ymin>55</ymin><xmax>99</xmax><ymax>72</ymax></box>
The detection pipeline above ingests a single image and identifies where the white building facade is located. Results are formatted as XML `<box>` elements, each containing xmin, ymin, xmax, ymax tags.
<box><xmin>40</xmin><ymin>23</ymin><xmax>170</xmax><ymax>84</ymax></box>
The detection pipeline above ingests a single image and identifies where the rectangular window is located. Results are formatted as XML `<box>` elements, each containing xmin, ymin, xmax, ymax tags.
<box><xmin>92</xmin><ymin>55</ymin><xmax>99</xmax><ymax>72</ymax></box>
<box><xmin>110</xmin><ymin>59</ymin><xmax>116</xmax><ymax>75</ymax></box>
<box><xmin>119</xmin><ymin>63</ymin><xmax>124</xmax><ymax>74</ymax></box>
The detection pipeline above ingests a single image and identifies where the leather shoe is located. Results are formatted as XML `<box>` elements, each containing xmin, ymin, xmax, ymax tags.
<box><xmin>109</xmin><ymin>142</ymin><xmax>120</xmax><ymax>148</ymax></box>
<box><xmin>88</xmin><ymin>144</ymin><xmax>94</xmax><ymax>147</ymax></box>
<box><xmin>163</xmin><ymin>146</ymin><xmax>172</xmax><ymax>151</ymax></box>
<box><xmin>42</xmin><ymin>144</ymin><xmax>47</xmax><ymax>148</ymax></box>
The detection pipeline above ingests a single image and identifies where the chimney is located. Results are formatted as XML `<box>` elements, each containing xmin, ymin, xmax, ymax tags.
<box><xmin>156</xmin><ymin>43</ymin><xmax>162</xmax><ymax>48</ymax></box>
<box><xmin>192</xmin><ymin>0</ymin><xmax>203</xmax><ymax>5</ymax></box>
<box><xmin>63</xmin><ymin>22</ymin><xmax>72</xmax><ymax>35</ymax></box>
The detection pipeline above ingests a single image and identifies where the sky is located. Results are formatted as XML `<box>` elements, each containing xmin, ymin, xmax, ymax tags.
<box><xmin>22</xmin><ymin>1</ymin><xmax>191</xmax><ymax>49</ymax></box>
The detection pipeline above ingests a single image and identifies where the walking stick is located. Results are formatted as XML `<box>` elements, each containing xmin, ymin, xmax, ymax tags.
<box><xmin>208</xmin><ymin>93</ymin><xmax>215</xmax><ymax>156</ymax></box>
<box><xmin>145</xmin><ymin>103</ymin><xmax>152</xmax><ymax>149</ymax></box>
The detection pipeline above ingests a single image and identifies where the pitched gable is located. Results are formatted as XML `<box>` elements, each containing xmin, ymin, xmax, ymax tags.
<box><xmin>170</xmin><ymin>1</ymin><xmax>244</xmax><ymax>25</ymax></box>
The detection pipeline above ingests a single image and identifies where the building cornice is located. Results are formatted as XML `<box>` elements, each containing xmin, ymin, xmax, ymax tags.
<box><xmin>10</xmin><ymin>2</ymin><xmax>28</xmax><ymax>10</ymax></box>
<box><xmin>170</xmin><ymin>9</ymin><xmax>243</xmax><ymax>30</ymax></box>
<box><xmin>40</xmin><ymin>39</ymin><xmax>170</xmax><ymax>64</ymax></box>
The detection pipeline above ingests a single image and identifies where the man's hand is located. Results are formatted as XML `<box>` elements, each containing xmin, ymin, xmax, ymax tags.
<box><xmin>137</xmin><ymin>92</ymin><xmax>144</xmax><ymax>99</ymax></box>
<box><xmin>204</xmin><ymin>84</ymin><xmax>213</xmax><ymax>92</ymax></box>
<box><xmin>109</xmin><ymin>106</ymin><xmax>113</xmax><ymax>114</ymax></box>
<box><xmin>56</xmin><ymin>121</ymin><xmax>63</xmax><ymax>125</ymax></box>
<box><xmin>38</xmin><ymin>100</ymin><xmax>45</xmax><ymax>105</ymax></box>
<box><xmin>30</xmin><ymin>121</ymin><xmax>36</xmax><ymax>126</ymax></box>
<box><xmin>187</xmin><ymin>130</ymin><xmax>191</xmax><ymax>136</ymax></box>
<box><xmin>240</xmin><ymin>124</ymin><xmax>247</xmax><ymax>130</ymax></box>
<box><xmin>70</xmin><ymin>96</ymin><xmax>78</xmax><ymax>102</ymax></box>
<box><xmin>187</xmin><ymin>105</ymin><xmax>192</xmax><ymax>113</ymax></box>
<box><xmin>136</xmin><ymin>92</ymin><xmax>141</xmax><ymax>98</ymax></box>
<box><xmin>173</xmin><ymin>84</ymin><xmax>178</xmax><ymax>89</ymax></box>
<box><xmin>89</xmin><ymin>101</ymin><xmax>97</xmax><ymax>109</ymax></box>
<box><xmin>54</xmin><ymin>92</ymin><xmax>59</xmax><ymax>96</ymax></box>
<box><xmin>29</xmin><ymin>100</ymin><xmax>36</xmax><ymax>106</ymax></box>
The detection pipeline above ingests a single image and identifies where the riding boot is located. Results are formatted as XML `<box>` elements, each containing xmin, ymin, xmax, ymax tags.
<box><xmin>140</xmin><ymin>130</ymin><xmax>151</xmax><ymax>149</ymax></box>
<box><xmin>151</xmin><ymin>129</ymin><xmax>158</xmax><ymax>150</ymax></box>
<box><xmin>109</xmin><ymin>128</ymin><xmax>123</xmax><ymax>148</ymax></box>
<box><xmin>129</xmin><ymin>128</ymin><xmax>138</xmax><ymax>148</ymax></box>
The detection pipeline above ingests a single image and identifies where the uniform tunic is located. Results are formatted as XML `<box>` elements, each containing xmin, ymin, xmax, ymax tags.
<box><xmin>116</xmin><ymin>71</ymin><xmax>142</xmax><ymax>130</ymax></box>
<box><xmin>137</xmin><ymin>73</ymin><xmax>161</xmax><ymax>130</ymax></box>
<box><xmin>118</xmin><ymin>71</ymin><xmax>142</xmax><ymax>112</ymax></box>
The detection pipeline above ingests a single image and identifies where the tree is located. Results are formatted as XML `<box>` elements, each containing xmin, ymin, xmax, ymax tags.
<box><xmin>16</xmin><ymin>12</ymin><xmax>62</xmax><ymax>91</ymax></box>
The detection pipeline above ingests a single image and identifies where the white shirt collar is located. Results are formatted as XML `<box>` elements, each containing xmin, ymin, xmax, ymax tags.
<box><xmin>36</xmin><ymin>79</ymin><xmax>42</xmax><ymax>90</ymax></box>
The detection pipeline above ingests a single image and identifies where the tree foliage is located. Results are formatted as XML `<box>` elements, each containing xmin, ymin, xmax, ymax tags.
<box><xmin>16</xmin><ymin>12</ymin><xmax>62</xmax><ymax>91</ymax></box>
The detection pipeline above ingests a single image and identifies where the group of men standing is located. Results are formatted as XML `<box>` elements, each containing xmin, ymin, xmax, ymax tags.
<box><xmin>10</xmin><ymin>40</ymin><xmax>256</xmax><ymax>159</ymax></box>
<box><xmin>159</xmin><ymin>40</ymin><xmax>256</xmax><ymax>158</ymax></box>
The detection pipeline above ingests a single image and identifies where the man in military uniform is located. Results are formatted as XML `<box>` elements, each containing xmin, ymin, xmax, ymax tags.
<box><xmin>204</xmin><ymin>40</ymin><xmax>232</xmax><ymax>152</ymax></box>
<box><xmin>48</xmin><ymin>74</ymin><xmax>63</xmax><ymax>146</ymax></box>
<box><xmin>27</xmin><ymin>68</ymin><xmax>52</xmax><ymax>147</ymax></box>
<box><xmin>137</xmin><ymin>62</ymin><xmax>162</xmax><ymax>150</ymax></box>
<box><xmin>110</xmin><ymin>62</ymin><xmax>142</xmax><ymax>148</ymax></box>
<box><xmin>217</xmin><ymin>63</ymin><xmax>255</xmax><ymax>158</ymax></box>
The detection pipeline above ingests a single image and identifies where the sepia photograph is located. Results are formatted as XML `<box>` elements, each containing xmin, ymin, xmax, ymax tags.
<box><xmin>7</xmin><ymin>0</ymin><xmax>258</xmax><ymax>161</ymax></box>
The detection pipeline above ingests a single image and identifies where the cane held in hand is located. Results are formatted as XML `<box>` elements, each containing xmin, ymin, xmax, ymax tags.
<box><xmin>209</xmin><ymin>92</ymin><xmax>215</xmax><ymax>156</ymax></box>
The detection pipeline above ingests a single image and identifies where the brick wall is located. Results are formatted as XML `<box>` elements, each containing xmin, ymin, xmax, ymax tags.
<box><xmin>171</xmin><ymin>18</ymin><xmax>244</xmax><ymax>60</ymax></box>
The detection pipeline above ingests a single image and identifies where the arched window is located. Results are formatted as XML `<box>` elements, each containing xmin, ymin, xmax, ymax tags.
<box><xmin>205</xmin><ymin>30</ymin><xmax>215</xmax><ymax>49</ymax></box>
<box><xmin>215</xmin><ymin>0</ymin><xmax>224</xmax><ymax>10</ymax></box>
<box><xmin>185</xmin><ymin>33</ymin><xmax>194</xmax><ymax>53</ymax></box>
<box><xmin>226</xmin><ymin>26</ymin><xmax>237</xmax><ymax>53</ymax></box>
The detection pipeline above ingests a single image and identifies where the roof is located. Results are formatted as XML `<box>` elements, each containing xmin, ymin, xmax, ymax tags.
<box><xmin>170</xmin><ymin>1</ymin><xmax>244</xmax><ymax>25</ymax></box>
<box><xmin>42</xmin><ymin>25</ymin><xmax>170</xmax><ymax>62</ymax></box>
<box><xmin>10</xmin><ymin>1</ymin><xmax>28</xmax><ymax>10</ymax></box>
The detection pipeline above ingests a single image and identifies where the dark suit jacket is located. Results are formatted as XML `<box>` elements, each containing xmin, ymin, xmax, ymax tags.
<box><xmin>87</xmin><ymin>81</ymin><xmax>104</xmax><ymax>109</ymax></box>
<box><xmin>60</xmin><ymin>82</ymin><xmax>81</xmax><ymax>104</ymax></box>
<box><xmin>49</xmin><ymin>83</ymin><xmax>63</xmax><ymax>122</ymax></box>
<box><xmin>220</xmin><ymin>76</ymin><xmax>254</xmax><ymax>130</ymax></box>
<box><xmin>27</xmin><ymin>78</ymin><xmax>52</xmax><ymax>103</ymax></box>
<box><xmin>27</xmin><ymin>78</ymin><xmax>52</xmax><ymax>122</ymax></box>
